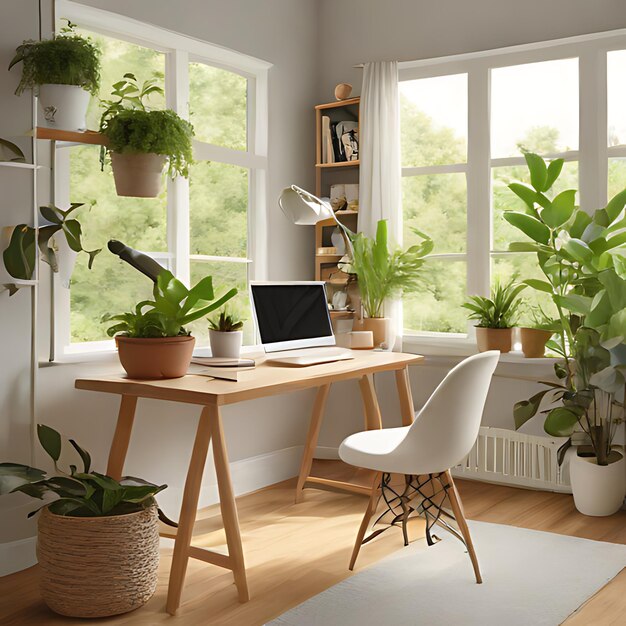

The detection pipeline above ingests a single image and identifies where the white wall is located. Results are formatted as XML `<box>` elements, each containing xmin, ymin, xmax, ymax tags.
<box><xmin>317</xmin><ymin>0</ymin><xmax>626</xmax><ymax>100</ymax></box>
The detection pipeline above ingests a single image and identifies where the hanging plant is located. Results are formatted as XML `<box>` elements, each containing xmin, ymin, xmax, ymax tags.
<box><xmin>99</xmin><ymin>73</ymin><xmax>194</xmax><ymax>197</ymax></box>
<box><xmin>2</xmin><ymin>203</ymin><xmax>100</xmax><ymax>295</ymax></box>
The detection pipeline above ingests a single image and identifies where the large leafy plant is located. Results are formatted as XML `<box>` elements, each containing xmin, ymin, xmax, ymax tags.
<box><xmin>345</xmin><ymin>219</ymin><xmax>432</xmax><ymax>318</ymax></box>
<box><xmin>462</xmin><ymin>280</ymin><xmax>525</xmax><ymax>329</ymax></box>
<box><xmin>9</xmin><ymin>21</ymin><xmax>100</xmax><ymax>96</ymax></box>
<box><xmin>104</xmin><ymin>269</ymin><xmax>237</xmax><ymax>338</ymax></box>
<box><xmin>99</xmin><ymin>73</ymin><xmax>194</xmax><ymax>178</ymax></box>
<box><xmin>0</xmin><ymin>424</ymin><xmax>166</xmax><ymax>517</ymax></box>
<box><xmin>504</xmin><ymin>152</ymin><xmax>626</xmax><ymax>465</ymax></box>
<box><xmin>2</xmin><ymin>203</ymin><xmax>100</xmax><ymax>293</ymax></box>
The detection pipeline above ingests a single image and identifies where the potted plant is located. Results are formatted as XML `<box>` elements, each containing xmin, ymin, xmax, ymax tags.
<box><xmin>505</xmin><ymin>151</ymin><xmax>626</xmax><ymax>515</ymax></box>
<box><xmin>462</xmin><ymin>280</ymin><xmax>526</xmax><ymax>353</ymax></box>
<box><xmin>0</xmin><ymin>424</ymin><xmax>167</xmax><ymax>617</ymax></box>
<box><xmin>1</xmin><ymin>203</ymin><xmax>100</xmax><ymax>295</ymax></box>
<box><xmin>519</xmin><ymin>306</ymin><xmax>557</xmax><ymax>358</ymax></box>
<box><xmin>99</xmin><ymin>73</ymin><xmax>193</xmax><ymax>198</ymax></box>
<box><xmin>344</xmin><ymin>219</ymin><xmax>432</xmax><ymax>348</ymax></box>
<box><xmin>104</xmin><ymin>269</ymin><xmax>237</xmax><ymax>379</ymax></box>
<box><xmin>208</xmin><ymin>309</ymin><xmax>245</xmax><ymax>358</ymax></box>
<box><xmin>9</xmin><ymin>20</ymin><xmax>100</xmax><ymax>130</ymax></box>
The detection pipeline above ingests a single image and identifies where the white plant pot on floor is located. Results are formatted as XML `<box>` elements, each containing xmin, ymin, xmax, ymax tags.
<box><xmin>38</xmin><ymin>84</ymin><xmax>91</xmax><ymax>130</ymax></box>
<box><xmin>570</xmin><ymin>450</ymin><xmax>626</xmax><ymax>516</ymax></box>
<box><xmin>209</xmin><ymin>330</ymin><xmax>242</xmax><ymax>359</ymax></box>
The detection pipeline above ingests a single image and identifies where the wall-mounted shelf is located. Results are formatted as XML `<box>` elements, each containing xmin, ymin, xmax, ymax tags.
<box><xmin>0</xmin><ymin>162</ymin><xmax>41</xmax><ymax>170</ymax></box>
<box><xmin>33</xmin><ymin>127</ymin><xmax>108</xmax><ymax>146</ymax></box>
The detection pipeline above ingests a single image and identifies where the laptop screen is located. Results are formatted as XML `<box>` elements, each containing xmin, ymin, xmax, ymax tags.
<box><xmin>250</xmin><ymin>283</ymin><xmax>333</xmax><ymax>348</ymax></box>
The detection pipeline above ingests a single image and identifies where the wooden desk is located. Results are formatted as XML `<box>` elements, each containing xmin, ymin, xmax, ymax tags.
<box><xmin>75</xmin><ymin>350</ymin><xmax>423</xmax><ymax>615</ymax></box>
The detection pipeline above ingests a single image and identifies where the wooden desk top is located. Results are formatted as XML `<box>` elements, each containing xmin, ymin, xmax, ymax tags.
<box><xmin>75</xmin><ymin>351</ymin><xmax>424</xmax><ymax>406</ymax></box>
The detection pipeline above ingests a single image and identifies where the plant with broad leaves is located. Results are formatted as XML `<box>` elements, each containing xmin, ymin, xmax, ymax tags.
<box><xmin>504</xmin><ymin>152</ymin><xmax>626</xmax><ymax>465</ymax></box>
<box><xmin>343</xmin><ymin>219</ymin><xmax>433</xmax><ymax>319</ymax></box>
<box><xmin>98</xmin><ymin>73</ymin><xmax>194</xmax><ymax>179</ymax></box>
<box><xmin>104</xmin><ymin>269</ymin><xmax>238</xmax><ymax>338</ymax></box>
<box><xmin>2</xmin><ymin>203</ymin><xmax>100</xmax><ymax>293</ymax></box>
<box><xmin>0</xmin><ymin>424</ymin><xmax>168</xmax><ymax>518</ymax></box>
<box><xmin>462</xmin><ymin>279</ymin><xmax>526</xmax><ymax>329</ymax></box>
<box><xmin>208</xmin><ymin>309</ymin><xmax>244</xmax><ymax>332</ymax></box>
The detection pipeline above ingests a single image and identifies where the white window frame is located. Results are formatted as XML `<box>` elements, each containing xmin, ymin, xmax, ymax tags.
<box><xmin>53</xmin><ymin>0</ymin><xmax>271</xmax><ymax>355</ymax></box>
<box><xmin>399</xmin><ymin>29</ymin><xmax>626</xmax><ymax>355</ymax></box>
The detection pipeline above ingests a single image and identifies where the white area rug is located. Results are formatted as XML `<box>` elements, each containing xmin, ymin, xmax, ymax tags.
<box><xmin>270</xmin><ymin>521</ymin><xmax>626</xmax><ymax>626</ymax></box>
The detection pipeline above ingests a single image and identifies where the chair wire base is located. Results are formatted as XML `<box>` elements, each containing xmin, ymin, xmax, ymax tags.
<box><xmin>362</xmin><ymin>472</ymin><xmax>467</xmax><ymax>550</ymax></box>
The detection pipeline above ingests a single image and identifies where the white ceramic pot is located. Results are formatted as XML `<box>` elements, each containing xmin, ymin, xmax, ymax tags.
<box><xmin>209</xmin><ymin>330</ymin><xmax>243</xmax><ymax>359</ymax></box>
<box><xmin>110</xmin><ymin>153</ymin><xmax>166</xmax><ymax>198</ymax></box>
<box><xmin>38</xmin><ymin>84</ymin><xmax>91</xmax><ymax>131</ymax></box>
<box><xmin>50</xmin><ymin>231</ymin><xmax>78</xmax><ymax>289</ymax></box>
<box><xmin>570</xmin><ymin>450</ymin><xmax>626</xmax><ymax>516</ymax></box>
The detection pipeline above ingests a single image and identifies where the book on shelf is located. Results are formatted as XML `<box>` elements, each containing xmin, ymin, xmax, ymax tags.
<box><xmin>317</xmin><ymin>246</ymin><xmax>338</xmax><ymax>255</ymax></box>
<box><xmin>321</xmin><ymin>115</ymin><xmax>334</xmax><ymax>164</ymax></box>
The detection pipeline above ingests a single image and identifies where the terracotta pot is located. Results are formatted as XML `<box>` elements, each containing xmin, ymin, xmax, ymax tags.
<box><xmin>362</xmin><ymin>317</ymin><xmax>389</xmax><ymax>349</ymax></box>
<box><xmin>209</xmin><ymin>329</ymin><xmax>243</xmax><ymax>358</ymax></box>
<box><xmin>38</xmin><ymin>506</ymin><xmax>159</xmax><ymax>617</ymax></box>
<box><xmin>116</xmin><ymin>335</ymin><xmax>195</xmax><ymax>379</ymax></box>
<box><xmin>110</xmin><ymin>152</ymin><xmax>166</xmax><ymax>198</ymax></box>
<box><xmin>570</xmin><ymin>450</ymin><xmax>625</xmax><ymax>516</ymax></box>
<box><xmin>334</xmin><ymin>83</ymin><xmax>353</xmax><ymax>100</ymax></box>
<box><xmin>520</xmin><ymin>327</ymin><xmax>553</xmax><ymax>358</ymax></box>
<box><xmin>475</xmin><ymin>327</ymin><xmax>512</xmax><ymax>353</ymax></box>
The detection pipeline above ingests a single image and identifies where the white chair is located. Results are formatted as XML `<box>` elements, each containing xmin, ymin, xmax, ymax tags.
<box><xmin>339</xmin><ymin>351</ymin><xmax>499</xmax><ymax>581</ymax></box>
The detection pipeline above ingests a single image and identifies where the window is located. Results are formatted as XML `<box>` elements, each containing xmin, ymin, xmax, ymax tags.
<box><xmin>400</xmin><ymin>74</ymin><xmax>468</xmax><ymax>334</ymax></box>
<box><xmin>54</xmin><ymin>3</ymin><xmax>269</xmax><ymax>353</ymax></box>
<box><xmin>399</xmin><ymin>32</ymin><xmax>626</xmax><ymax>341</ymax></box>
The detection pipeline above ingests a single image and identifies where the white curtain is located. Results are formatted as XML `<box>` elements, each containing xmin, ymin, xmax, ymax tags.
<box><xmin>358</xmin><ymin>61</ymin><xmax>403</xmax><ymax>350</ymax></box>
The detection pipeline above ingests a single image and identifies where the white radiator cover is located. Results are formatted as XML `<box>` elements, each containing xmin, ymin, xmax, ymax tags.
<box><xmin>452</xmin><ymin>427</ymin><xmax>572</xmax><ymax>493</ymax></box>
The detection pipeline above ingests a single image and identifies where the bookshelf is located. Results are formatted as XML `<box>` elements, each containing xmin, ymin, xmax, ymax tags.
<box><xmin>314</xmin><ymin>97</ymin><xmax>360</xmax><ymax>323</ymax></box>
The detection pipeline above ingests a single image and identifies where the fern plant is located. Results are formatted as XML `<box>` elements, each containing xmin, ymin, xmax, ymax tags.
<box><xmin>99</xmin><ymin>73</ymin><xmax>194</xmax><ymax>178</ymax></box>
<box><xmin>462</xmin><ymin>280</ymin><xmax>526</xmax><ymax>329</ymax></box>
<box><xmin>9</xmin><ymin>21</ymin><xmax>100</xmax><ymax>96</ymax></box>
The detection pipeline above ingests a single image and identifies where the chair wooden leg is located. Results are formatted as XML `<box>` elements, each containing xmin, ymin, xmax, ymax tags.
<box><xmin>444</xmin><ymin>470</ymin><xmax>482</xmax><ymax>584</ymax></box>
<box><xmin>295</xmin><ymin>384</ymin><xmax>331</xmax><ymax>503</ymax></box>
<box><xmin>106</xmin><ymin>395</ymin><xmax>137</xmax><ymax>480</ymax></box>
<box><xmin>349</xmin><ymin>472</ymin><xmax>382</xmax><ymax>571</ymax></box>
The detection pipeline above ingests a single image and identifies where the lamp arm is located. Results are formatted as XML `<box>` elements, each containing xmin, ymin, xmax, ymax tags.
<box><xmin>332</xmin><ymin>214</ymin><xmax>355</xmax><ymax>257</ymax></box>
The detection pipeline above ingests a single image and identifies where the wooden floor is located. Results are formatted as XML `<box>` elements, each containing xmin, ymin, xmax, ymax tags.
<box><xmin>1</xmin><ymin>465</ymin><xmax>626</xmax><ymax>625</ymax></box>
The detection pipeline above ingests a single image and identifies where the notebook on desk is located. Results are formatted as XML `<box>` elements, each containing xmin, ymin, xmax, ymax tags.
<box><xmin>249</xmin><ymin>281</ymin><xmax>353</xmax><ymax>366</ymax></box>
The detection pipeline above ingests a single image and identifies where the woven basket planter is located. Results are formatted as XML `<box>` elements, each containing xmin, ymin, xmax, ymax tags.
<box><xmin>37</xmin><ymin>505</ymin><xmax>160</xmax><ymax>618</ymax></box>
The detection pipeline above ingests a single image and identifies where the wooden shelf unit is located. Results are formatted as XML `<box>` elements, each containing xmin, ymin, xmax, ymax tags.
<box><xmin>34</xmin><ymin>127</ymin><xmax>108</xmax><ymax>146</ymax></box>
<box><xmin>314</xmin><ymin>97</ymin><xmax>360</xmax><ymax>323</ymax></box>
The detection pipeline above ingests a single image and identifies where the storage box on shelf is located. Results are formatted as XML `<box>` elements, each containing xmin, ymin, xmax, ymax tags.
<box><xmin>314</xmin><ymin>97</ymin><xmax>360</xmax><ymax>326</ymax></box>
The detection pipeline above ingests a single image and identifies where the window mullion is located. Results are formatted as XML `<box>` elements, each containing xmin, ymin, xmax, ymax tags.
<box><xmin>579</xmin><ymin>49</ymin><xmax>608</xmax><ymax>213</ymax></box>
<box><xmin>467</xmin><ymin>67</ymin><xmax>491</xmax><ymax>302</ymax></box>
<box><xmin>166</xmin><ymin>48</ymin><xmax>190</xmax><ymax>284</ymax></box>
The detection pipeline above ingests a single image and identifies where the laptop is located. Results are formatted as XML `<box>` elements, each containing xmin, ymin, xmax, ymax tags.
<box><xmin>249</xmin><ymin>281</ymin><xmax>353</xmax><ymax>366</ymax></box>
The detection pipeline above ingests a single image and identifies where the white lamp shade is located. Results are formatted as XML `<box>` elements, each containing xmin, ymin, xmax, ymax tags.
<box><xmin>278</xmin><ymin>185</ymin><xmax>334</xmax><ymax>225</ymax></box>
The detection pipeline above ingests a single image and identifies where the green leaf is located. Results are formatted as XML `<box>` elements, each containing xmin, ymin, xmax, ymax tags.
<box><xmin>553</xmin><ymin>294</ymin><xmax>592</xmax><ymax>316</ymax></box>
<box><xmin>541</xmin><ymin>190</ymin><xmax>576</xmax><ymax>228</ymax></box>
<box><xmin>180</xmin><ymin>288</ymin><xmax>238</xmax><ymax>324</ymax></box>
<box><xmin>544</xmin><ymin>407</ymin><xmax>580</xmax><ymax>437</ymax></box>
<box><xmin>508</xmin><ymin>241</ymin><xmax>542</xmax><ymax>253</ymax></box>
<box><xmin>563</xmin><ymin>238</ymin><xmax>593</xmax><ymax>264</ymax></box>
<box><xmin>39</xmin><ymin>205</ymin><xmax>63</xmax><ymax>224</ymax></box>
<box><xmin>3</xmin><ymin>225</ymin><xmax>36</xmax><ymax>280</ymax></box>
<box><xmin>604</xmin><ymin>187</ymin><xmax>626</xmax><ymax>223</ymax></box>
<box><xmin>524</xmin><ymin>152</ymin><xmax>548</xmax><ymax>191</ymax></box>
<box><xmin>544</xmin><ymin>158</ymin><xmax>564</xmax><ymax>190</ymax></box>
<box><xmin>508</xmin><ymin>183</ymin><xmax>538</xmax><ymax>209</ymax></box>
<box><xmin>46</xmin><ymin>476</ymin><xmax>88</xmax><ymax>497</ymax></box>
<box><xmin>37</xmin><ymin>424</ymin><xmax>61</xmax><ymax>462</ymax></box>
<box><xmin>0</xmin><ymin>463</ymin><xmax>46</xmax><ymax>495</ymax></box>
<box><xmin>61</xmin><ymin>219</ymin><xmax>84</xmax><ymax>253</ymax></box>
<box><xmin>568</xmin><ymin>209</ymin><xmax>592</xmax><ymax>239</ymax></box>
<box><xmin>503</xmin><ymin>212</ymin><xmax>550</xmax><ymax>244</ymax></box>
<box><xmin>514</xmin><ymin>389</ymin><xmax>550</xmax><ymax>430</ymax></box>
<box><xmin>69</xmin><ymin>439</ymin><xmax>91</xmax><ymax>473</ymax></box>
<box><xmin>523</xmin><ymin>278</ymin><xmax>553</xmax><ymax>293</ymax></box>
<box><xmin>37</xmin><ymin>225</ymin><xmax>61</xmax><ymax>271</ymax></box>
<box><xmin>101</xmin><ymin>488</ymin><xmax>125</xmax><ymax>513</ymax></box>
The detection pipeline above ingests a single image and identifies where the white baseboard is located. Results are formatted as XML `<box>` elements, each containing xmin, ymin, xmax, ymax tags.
<box><xmin>314</xmin><ymin>445</ymin><xmax>340</xmax><ymax>460</ymax></box>
<box><xmin>0</xmin><ymin>536</ymin><xmax>37</xmax><ymax>577</ymax></box>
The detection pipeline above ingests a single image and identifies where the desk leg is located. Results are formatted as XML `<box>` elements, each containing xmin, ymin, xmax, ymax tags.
<box><xmin>209</xmin><ymin>404</ymin><xmax>249</xmax><ymax>603</ymax></box>
<box><xmin>166</xmin><ymin>407</ymin><xmax>213</xmax><ymax>616</ymax></box>
<box><xmin>395</xmin><ymin>366</ymin><xmax>415</xmax><ymax>427</ymax></box>
<box><xmin>295</xmin><ymin>384</ymin><xmax>331</xmax><ymax>504</ymax></box>
<box><xmin>359</xmin><ymin>375</ymin><xmax>383</xmax><ymax>430</ymax></box>
<box><xmin>106</xmin><ymin>395</ymin><xmax>137</xmax><ymax>480</ymax></box>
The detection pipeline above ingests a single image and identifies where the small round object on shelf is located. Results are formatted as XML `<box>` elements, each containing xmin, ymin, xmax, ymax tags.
<box><xmin>334</xmin><ymin>83</ymin><xmax>353</xmax><ymax>101</ymax></box>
